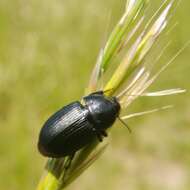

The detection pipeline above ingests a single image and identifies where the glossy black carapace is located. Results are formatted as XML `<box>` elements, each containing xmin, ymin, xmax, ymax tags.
<box><xmin>38</xmin><ymin>91</ymin><xmax>120</xmax><ymax>158</ymax></box>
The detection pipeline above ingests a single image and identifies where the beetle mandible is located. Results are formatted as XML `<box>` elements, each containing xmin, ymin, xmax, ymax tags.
<box><xmin>38</xmin><ymin>91</ymin><xmax>121</xmax><ymax>158</ymax></box>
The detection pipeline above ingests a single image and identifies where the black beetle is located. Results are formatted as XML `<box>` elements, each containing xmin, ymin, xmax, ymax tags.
<box><xmin>38</xmin><ymin>91</ymin><xmax>121</xmax><ymax>158</ymax></box>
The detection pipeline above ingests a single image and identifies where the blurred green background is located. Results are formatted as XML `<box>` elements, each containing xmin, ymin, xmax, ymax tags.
<box><xmin>0</xmin><ymin>0</ymin><xmax>189</xmax><ymax>190</ymax></box>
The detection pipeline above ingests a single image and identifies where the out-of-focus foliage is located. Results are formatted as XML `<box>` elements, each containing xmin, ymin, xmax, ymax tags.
<box><xmin>0</xmin><ymin>0</ymin><xmax>189</xmax><ymax>190</ymax></box>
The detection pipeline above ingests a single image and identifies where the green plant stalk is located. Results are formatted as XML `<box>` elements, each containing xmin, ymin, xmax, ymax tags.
<box><xmin>37</xmin><ymin>159</ymin><xmax>64</xmax><ymax>190</ymax></box>
<box><xmin>37</xmin><ymin>172</ymin><xmax>58</xmax><ymax>190</ymax></box>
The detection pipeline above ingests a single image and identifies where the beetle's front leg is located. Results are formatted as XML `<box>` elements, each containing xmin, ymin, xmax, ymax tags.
<box><xmin>96</xmin><ymin>133</ymin><xmax>103</xmax><ymax>142</ymax></box>
<box><xmin>92</xmin><ymin>127</ymin><xmax>107</xmax><ymax>142</ymax></box>
<box><xmin>100</xmin><ymin>130</ymin><xmax>107</xmax><ymax>137</ymax></box>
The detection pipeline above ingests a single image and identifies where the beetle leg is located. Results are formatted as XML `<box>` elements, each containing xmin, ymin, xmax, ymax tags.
<box><xmin>101</xmin><ymin>130</ymin><xmax>108</xmax><ymax>137</ymax></box>
<box><xmin>97</xmin><ymin>133</ymin><xmax>103</xmax><ymax>142</ymax></box>
<box><xmin>64</xmin><ymin>152</ymin><xmax>75</xmax><ymax>170</ymax></box>
<box><xmin>89</xmin><ymin>91</ymin><xmax>104</xmax><ymax>96</ymax></box>
<box><xmin>92</xmin><ymin>127</ymin><xmax>106</xmax><ymax>142</ymax></box>
<box><xmin>62</xmin><ymin>153</ymin><xmax>76</xmax><ymax>183</ymax></box>
<box><xmin>92</xmin><ymin>127</ymin><xmax>103</xmax><ymax>142</ymax></box>
<box><xmin>88</xmin><ymin>89</ymin><xmax>113</xmax><ymax>96</ymax></box>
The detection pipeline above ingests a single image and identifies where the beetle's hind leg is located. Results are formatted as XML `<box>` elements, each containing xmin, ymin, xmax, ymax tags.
<box><xmin>61</xmin><ymin>153</ymin><xmax>76</xmax><ymax>184</ymax></box>
<box><xmin>64</xmin><ymin>152</ymin><xmax>75</xmax><ymax>170</ymax></box>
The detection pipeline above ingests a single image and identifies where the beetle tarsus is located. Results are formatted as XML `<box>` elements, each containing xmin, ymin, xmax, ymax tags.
<box><xmin>97</xmin><ymin>134</ymin><xmax>103</xmax><ymax>142</ymax></box>
<box><xmin>96</xmin><ymin>130</ymin><xmax>108</xmax><ymax>141</ymax></box>
<box><xmin>101</xmin><ymin>130</ymin><xmax>108</xmax><ymax>137</ymax></box>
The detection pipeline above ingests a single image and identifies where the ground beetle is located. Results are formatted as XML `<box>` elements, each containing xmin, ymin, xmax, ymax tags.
<box><xmin>38</xmin><ymin>91</ymin><xmax>121</xmax><ymax>158</ymax></box>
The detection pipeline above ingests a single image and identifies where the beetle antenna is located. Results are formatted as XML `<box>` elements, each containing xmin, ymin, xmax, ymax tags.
<box><xmin>117</xmin><ymin>117</ymin><xmax>132</xmax><ymax>133</ymax></box>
